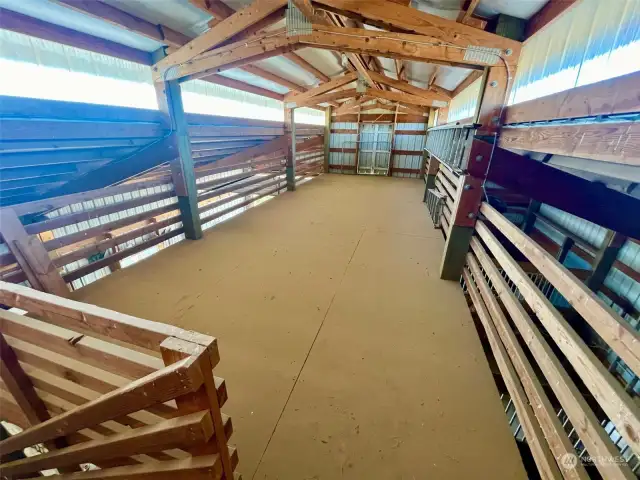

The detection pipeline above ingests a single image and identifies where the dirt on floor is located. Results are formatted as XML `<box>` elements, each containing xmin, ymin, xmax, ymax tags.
<box><xmin>73</xmin><ymin>174</ymin><xmax>526</xmax><ymax>479</ymax></box>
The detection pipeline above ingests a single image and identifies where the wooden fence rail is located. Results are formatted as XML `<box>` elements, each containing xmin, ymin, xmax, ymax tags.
<box><xmin>464</xmin><ymin>203</ymin><xmax>640</xmax><ymax>480</ymax></box>
<box><xmin>0</xmin><ymin>281</ymin><xmax>239</xmax><ymax>479</ymax></box>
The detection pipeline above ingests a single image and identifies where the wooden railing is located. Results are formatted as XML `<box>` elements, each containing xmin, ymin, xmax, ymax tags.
<box><xmin>0</xmin><ymin>96</ymin><xmax>326</xmax><ymax>293</ymax></box>
<box><xmin>0</xmin><ymin>281</ymin><xmax>239</xmax><ymax>479</ymax></box>
<box><xmin>464</xmin><ymin>202</ymin><xmax>640</xmax><ymax>479</ymax></box>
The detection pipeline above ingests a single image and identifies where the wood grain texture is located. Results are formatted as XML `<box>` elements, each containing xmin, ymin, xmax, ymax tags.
<box><xmin>504</xmin><ymin>71</ymin><xmax>640</xmax><ymax>124</ymax></box>
<box><xmin>499</xmin><ymin>122</ymin><xmax>640</xmax><ymax>166</ymax></box>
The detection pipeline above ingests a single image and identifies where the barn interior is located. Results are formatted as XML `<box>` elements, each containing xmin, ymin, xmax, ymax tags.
<box><xmin>0</xmin><ymin>0</ymin><xmax>639</xmax><ymax>479</ymax></box>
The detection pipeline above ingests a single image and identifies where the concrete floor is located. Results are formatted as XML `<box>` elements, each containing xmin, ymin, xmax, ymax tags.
<box><xmin>74</xmin><ymin>174</ymin><xmax>526</xmax><ymax>479</ymax></box>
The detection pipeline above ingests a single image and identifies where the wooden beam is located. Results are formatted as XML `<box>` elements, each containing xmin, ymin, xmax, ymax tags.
<box><xmin>241</xmin><ymin>64</ymin><xmax>306</xmax><ymax>92</ymax></box>
<box><xmin>291</xmin><ymin>0</ymin><xmax>316</xmax><ymax>19</ymax></box>
<box><xmin>200</xmin><ymin>74</ymin><xmax>285</xmax><ymax>100</ymax></box>
<box><xmin>164</xmin><ymin>29</ymin><xmax>296</xmax><ymax>81</ymax></box>
<box><xmin>0</xmin><ymin>210</ymin><xmax>69</xmax><ymax>296</ymax></box>
<box><xmin>458</xmin><ymin>0</ymin><xmax>481</xmax><ymax>24</ymax></box>
<box><xmin>333</xmin><ymin>95</ymin><xmax>372</xmax><ymax>115</ymax></box>
<box><xmin>154</xmin><ymin>51</ymin><xmax>202</xmax><ymax>240</ymax></box>
<box><xmin>154</xmin><ymin>0</ymin><xmax>288</xmax><ymax>78</ymax></box>
<box><xmin>285</xmin><ymin>108</ymin><xmax>296</xmax><ymax>191</ymax></box>
<box><xmin>282</xmin><ymin>52</ymin><xmax>330</xmax><ymax>83</ymax></box>
<box><xmin>452</xmin><ymin>70</ymin><xmax>483</xmax><ymax>98</ymax></box>
<box><xmin>312</xmin><ymin>0</ymin><xmax>521</xmax><ymax>58</ymax></box>
<box><xmin>0</xmin><ymin>8</ymin><xmax>152</xmax><ymax>65</ymax></box>
<box><xmin>526</xmin><ymin>0</ymin><xmax>579</xmax><ymax>39</ymax></box>
<box><xmin>294</xmin><ymin>88</ymin><xmax>359</xmax><ymax>108</ymax></box>
<box><xmin>364</xmin><ymin>88</ymin><xmax>437</xmax><ymax>107</ymax></box>
<box><xmin>285</xmin><ymin>72</ymin><xmax>357</xmax><ymax>106</ymax></box>
<box><xmin>469</xmin><ymin>237</ymin><xmax>627</xmax><ymax>480</ymax></box>
<box><xmin>55</xmin><ymin>0</ymin><xmax>190</xmax><ymax>48</ymax></box>
<box><xmin>475</xmin><ymin>140</ymin><xmax>640</xmax><ymax>239</ymax></box>
<box><xmin>499</xmin><ymin>122</ymin><xmax>640</xmax><ymax>166</ymax></box>
<box><xmin>302</xmin><ymin>26</ymin><xmax>505</xmax><ymax>68</ymax></box>
<box><xmin>504</xmin><ymin>70</ymin><xmax>640</xmax><ymax>124</ymax></box>
<box><xmin>586</xmin><ymin>231</ymin><xmax>628</xmax><ymax>292</ymax></box>
<box><xmin>324</xmin><ymin>106</ymin><xmax>332</xmax><ymax>172</ymax></box>
<box><xmin>367</xmin><ymin>72</ymin><xmax>450</xmax><ymax>101</ymax></box>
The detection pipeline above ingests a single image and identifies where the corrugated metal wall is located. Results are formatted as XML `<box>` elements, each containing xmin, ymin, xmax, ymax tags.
<box><xmin>328</xmin><ymin>122</ymin><xmax>358</xmax><ymax>173</ymax></box>
<box><xmin>447</xmin><ymin>76</ymin><xmax>483</xmax><ymax>123</ymax></box>
<box><xmin>509</xmin><ymin>0</ymin><xmax>640</xmax><ymax>105</ymax></box>
<box><xmin>391</xmin><ymin>123</ymin><xmax>427</xmax><ymax>178</ymax></box>
<box><xmin>328</xmin><ymin>121</ymin><xmax>427</xmax><ymax>177</ymax></box>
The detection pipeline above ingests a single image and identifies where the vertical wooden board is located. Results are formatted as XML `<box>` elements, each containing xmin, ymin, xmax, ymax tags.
<box><xmin>284</xmin><ymin>108</ymin><xmax>296</xmax><ymax>191</ymax></box>
<box><xmin>476</xmin><ymin>66</ymin><xmax>510</xmax><ymax>135</ymax></box>
<box><xmin>0</xmin><ymin>209</ymin><xmax>68</xmax><ymax>296</ymax></box>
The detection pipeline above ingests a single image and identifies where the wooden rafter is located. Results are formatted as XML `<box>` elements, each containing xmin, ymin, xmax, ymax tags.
<box><xmin>293</xmin><ymin>88</ymin><xmax>359</xmax><ymax>108</ymax></box>
<box><xmin>201</xmin><ymin>74</ymin><xmax>285</xmax><ymax>100</ymax></box>
<box><xmin>301</xmin><ymin>26</ymin><xmax>510</xmax><ymax>68</ymax></box>
<box><xmin>285</xmin><ymin>72</ymin><xmax>357</xmax><ymax>106</ymax></box>
<box><xmin>334</xmin><ymin>95</ymin><xmax>372</xmax><ymax>115</ymax></box>
<box><xmin>154</xmin><ymin>0</ymin><xmax>288</xmax><ymax>79</ymax></box>
<box><xmin>364</xmin><ymin>88</ymin><xmax>435</xmax><ymax>107</ymax></box>
<box><xmin>51</xmin><ymin>0</ymin><xmax>304</xmax><ymax>98</ymax></box>
<box><xmin>452</xmin><ymin>70</ymin><xmax>483</xmax><ymax>97</ymax></box>
<box><xmin>282</xmin><ymin>53</ymin><xmax>330</xmax><ymax>82</ymax></box>
<box><xmin>312</xmin><ymin>0</ymin><xmax>521</xmax><ymax>56</ymax></box>
<box><xmin>367</xmin><ymin>71</ymin><xmax>449</xmax><ymax>102</ymax></box>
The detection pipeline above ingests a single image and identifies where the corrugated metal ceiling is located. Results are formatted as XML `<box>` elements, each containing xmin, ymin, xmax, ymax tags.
<box><xmin>0</xmin><ymin>0</ymin><xmax>549</xmax><ymax>95</ymax></box>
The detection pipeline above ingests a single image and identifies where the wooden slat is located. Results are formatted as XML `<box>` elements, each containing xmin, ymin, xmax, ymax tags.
<box><xmin>463</xmin><ymin>270</ymin><xmax>563</xmax><ymax>480</ymax></box>
<box><xmin>0</xmin><ymin>281</ymin><xmax>216</xmax><ymax>351</ymax></box>
<box><xmin>499</xmin><ymin>122</ymin><xmax>640</xmax><ymax>166</ymax></box>
<box><xmin>0</xmin><ymin>209</ymin><xmax>69</xmax><ymax>296</ymax></box>
<box><xmin>504</xmin><ymin>71</ymin><xmax>640</xmax><ymax>124</ymax></box>
<box><xmin>43</xmin><ymin>452</ymin><xmax>240</xmax><ymax>479</ymax></box>
<box><xmin>154</xmin><ymin>0</ymin><xmax>287</xmax><ymax>74</ymax></box>
<box><xmin>470</xmin><ymin>236</ymin><xmax>634</xmax><ymax>480</ymax></box>
<box><xmin>465</xmin><ymin>255</ymin><xmax>588</xmax><ymax>480</ymax></box>
<box><xmin>481</xmin><ymin>203</ymin><xmax>640</xmax><ymax>376</ymax></box>
<box><xmin>0</xmin><ymin>411</ymin><xmax>215</xmax><ymax>477</ymax></box>
<box><xmin>0</xmin><ymin>350</ymin><xmax>204</xmax><ymax>455</ymax></box>
<box><xmin>161</xmin><ymin>338</ymin><xmax>233</xmax><ymax>480</ymax></box>
<box><xmin>0</xmin><ymin>309</ymin><xmax>162</xmax><ymax>380</ymax></box>
<box><xmin>41</xmin><ymin>202</ymin><xmax>180</xmax><ymax>253</ymax></box>
<box><xmin>474</xmin><ymin>222</ymin><xmax>640</xmax><ymax>469</ymax></box>
<box><xmin>24</xmin><ymin>190</ymin><xmax>174</xmax><ymax>235</ymax></box>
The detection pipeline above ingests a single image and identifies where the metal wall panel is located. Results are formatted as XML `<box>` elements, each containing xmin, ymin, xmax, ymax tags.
<box><xmin>510</xmin><ymin>0</ymin><xmax>640</xmax><ymax>105</ymax></box>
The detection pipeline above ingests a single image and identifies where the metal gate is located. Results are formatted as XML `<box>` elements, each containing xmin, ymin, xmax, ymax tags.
<box><xmin>357</xmin><ymin>123</ymin><xmax>392</xmax><ymax>175</ymax></box>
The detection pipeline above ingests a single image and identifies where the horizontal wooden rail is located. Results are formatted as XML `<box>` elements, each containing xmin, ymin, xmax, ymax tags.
<box><xmin>477</xmin><ymin>219</ymin><xmax>640</xmax><ymax>452</ymax></box>
<box><xmin>0</xmin><ymin>410</ymin><xmax>214</xmax><ymax>477</ymax></box>
<box><xmin>481</xmin><ymin>203</ymin><xmax>640</xmax><ymax>375</ymax></box>
<box><xmin>504</xmin><ymin>71</ymin><xmax>640</xmax><ymax>124</ymax></box>
<box><xmin>200</xmin><ymin>184</ymin><xmax>283</xmax><ymax>224</ymax></box>
<box><xmin>24</xmin><ymin>190</ymin><xmax>175</xmax><ymax>235</ymax></box>
<box><xmin>469</xmin><ymin>236</ymin><xmax>635</xmax><ymax>479</ymax></box>
<box><xmin>462</xmin><ymin>269</ymin><xmax>563</xmax><ymax>479</ymax></box>
<box><xmin>0</xmin><ymin>353</ymin><xmax>203</xmax><ymax>454</ymax></box>
<box><xmin>465</xmin><ymin>254</ymin><xmax>588</xmax><ymax>479</ymax></box>
<box><xmin>63</xmin><ymin>227</ymin><xmax>184</xmax><ymax>283</ymax></box>
<box><xmin>41</xmin><ymin>202</ymin><xmax>179</xmax><ymax>253</ymax></box>
<box><xmin>0</xmin><ymin>281</ymin><xmax>216</xmax><ymax>351</ymax></box>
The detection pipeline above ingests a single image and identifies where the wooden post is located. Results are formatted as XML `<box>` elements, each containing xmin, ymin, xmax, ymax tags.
<box><xmin>323</xmin><ymin>106</ymin><xmax>332</xmax><ymax>173</ymax></box>
<box><xmin>523</xmin><ymin>199</ymin><xmax>541</xmax><ymax>234</ymax></box>
<box><xmin>387</xmin><ymin>104</ymin><xmax>399</xmax><ymax>177</ymax></box>
<box><xmin>160</xmin><ymin>338</ymin><xmax>234</xmax><ymax>479</ymax></box>
<box><xmin>153</xmin><ymin>49</ymin><xmax>202</xmax><ymax>240</ymax></box>
<box><xmin>285</xmin><ymin>107</ymin><xmax>296</xmax><ymax>191</ymax></box>
<box><xmin>0</xmin><ymin>209</ymin><xmax>68</xmax><ymax>296</ymax></box>
<box><xmin>440</xmin><ymin>174</ymin><xmax>483</xmax><ymax>280</ymax></box>
<box><xmin>353</xmin><ymin>106</ymin><xmax>362</xmax><ymax>174</ymax></box>
<box><xmin>586</xmin><ymin>231</ymin><xmax>627</xmax><ymax>291</ymax></box>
